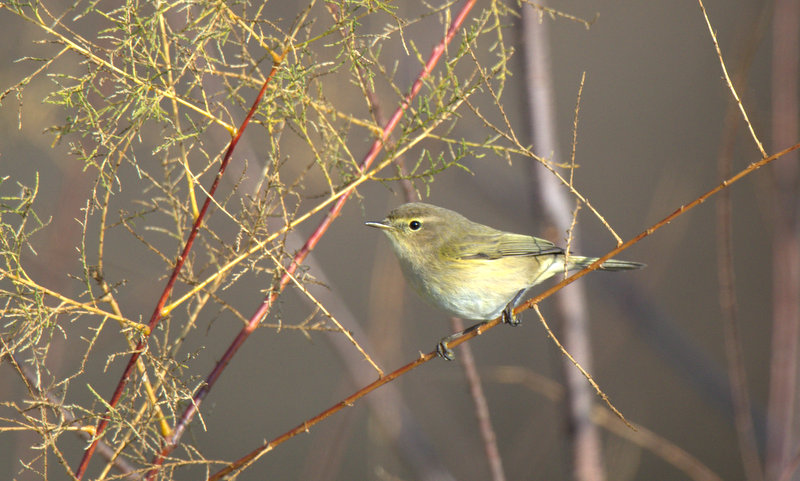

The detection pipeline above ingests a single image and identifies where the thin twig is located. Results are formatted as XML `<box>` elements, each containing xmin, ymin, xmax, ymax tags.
<box><xmin>451</xmin><ymin>317</ymin><xmax>507</xmax><ymax>481</ymax></box>
<box><xmin>518</xmin><ymin>0</ymin><xmax>598</xmax><ymax>29</ymax></box>
<box><xmin>326</xmin><ymin>3</ymin><xmax>417</xmax><ymax>201</ymax></box>
<box><xmin>0</xmin><ymin>268</ymin><xmax>147</xmax><ymax>334</ymax></box>
<box><xmin>0</xmin><ymin>338</ymin><xmax>139</xmax><ymax>480</ymax></box>
<box><xmin>531</xmin><ymin>305</ymin><xmax>630</xmax><ymax>428</ymax></box>
<box><xmin>696</xmin><ymin>0</ymin><xmax>767</xmax><ymax>158</ymax></box>
<box><xmin>264</xmin><ymin>245</ymin><xmax>384</xmax><ymax>376</ymax></box>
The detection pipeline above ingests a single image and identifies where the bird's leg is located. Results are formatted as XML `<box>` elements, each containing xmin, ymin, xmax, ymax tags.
<box><xmin>501</xmin><ymin>289</ymin><xmax>526</xmax><ymax>326</ymax></box>
<box><xmin>437</xmin><ymin>289</ymin><xmax>527</xmax><ymax>359</ymax></box>
<box><xmin>436</xmin><ymin>320</ymin><xmax>488</xmax><ymax>361</ymax></box>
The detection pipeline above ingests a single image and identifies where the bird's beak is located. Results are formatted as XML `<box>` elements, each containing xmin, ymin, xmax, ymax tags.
<box><xmin>365</xmin><ymin>220</ymin><xmax>391</xmax><ymax>230</ymax></box>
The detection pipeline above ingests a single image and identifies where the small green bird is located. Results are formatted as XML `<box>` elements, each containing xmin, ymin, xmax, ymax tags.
<box><xmin>366</xmin><ymin>202</ymin><xmax>644</xmax><ymax>359</ymax></box>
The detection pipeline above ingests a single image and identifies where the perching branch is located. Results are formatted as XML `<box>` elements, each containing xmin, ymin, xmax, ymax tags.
<box><xmin>208</xmin><ymin>142</ymin><xmax>800</xmax><ymax>480</ymax></box>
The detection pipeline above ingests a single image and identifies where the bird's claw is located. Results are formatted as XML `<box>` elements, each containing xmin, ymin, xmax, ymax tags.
<box><xmin>501</xmin><ymin>289</ymin><xmax>525</xmax><ymax>326</ymax></box>
<box><xmin>502</xmin><ymin>306</ymin><xmax>520</xmax><ymax>326</ymax></box>
<box><xmin>436</xmin><ymin>340</ymin><xmax>455</xmax><ymax>361</ymax></box>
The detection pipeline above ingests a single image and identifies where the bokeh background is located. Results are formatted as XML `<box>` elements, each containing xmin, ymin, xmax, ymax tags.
<box><xmin>1</xmin><ymin>0</ymin><xmax>796</xmax><ymax>480</ymax></box>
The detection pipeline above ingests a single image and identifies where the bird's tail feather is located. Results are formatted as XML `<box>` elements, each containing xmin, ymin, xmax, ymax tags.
<box><xmin>568</xmin><ymin>256</ymin><xmax>645</xmax><ymax>271</ymax></box>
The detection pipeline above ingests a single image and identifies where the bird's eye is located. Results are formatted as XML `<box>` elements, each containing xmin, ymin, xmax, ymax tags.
<box><xmin>408</xmin><ymin>220</ymin><xmax>421</xmax><ymax>231</ymax></box>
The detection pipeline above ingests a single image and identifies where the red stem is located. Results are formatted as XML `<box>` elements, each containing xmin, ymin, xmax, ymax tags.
<box><xmin>143</xmin><ymin>1</ymin><xmax>477</xmax><ymax>478</ymax></box>
<box><xmin>74</xmin><ymin>56</ymin><xmax>284</xmax><ymax>480</ymax></box>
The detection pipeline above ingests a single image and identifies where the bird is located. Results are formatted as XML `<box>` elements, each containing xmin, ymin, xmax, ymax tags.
<box><xmin>366</xmin><ymin>202</ymin><xmax>644</xmax><ymax>359</ymax></box>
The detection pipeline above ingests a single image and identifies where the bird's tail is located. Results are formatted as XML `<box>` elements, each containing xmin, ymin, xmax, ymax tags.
<box><xmin>568</xmin><ymin>256</ymin><xmax>645</xmax><ymax>271</ymax></box>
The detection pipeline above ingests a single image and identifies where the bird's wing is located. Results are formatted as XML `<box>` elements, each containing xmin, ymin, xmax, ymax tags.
<box><xmin>452</xmin><ymin>231</ymin><xmax>563</xmax><ymax>260</ymax></box>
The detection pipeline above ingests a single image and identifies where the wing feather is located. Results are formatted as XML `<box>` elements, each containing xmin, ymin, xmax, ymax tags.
<box><xmin>450</xmin><ymin>231</ymin><xmax>563</xmax><ymax>260</ymax></box>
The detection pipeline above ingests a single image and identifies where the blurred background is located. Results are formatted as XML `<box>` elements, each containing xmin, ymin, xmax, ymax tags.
<box><xmin>0</xmin><ymin>0</ymin><xmax>796</xmax><ymax>480</ymax></box>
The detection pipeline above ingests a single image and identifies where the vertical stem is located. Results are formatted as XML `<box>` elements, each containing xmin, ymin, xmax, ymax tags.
<box><xmin>450</xmin><ymin>317</ymin><xmax>507</xmax><ymax>481</ymax></box>
<box><xmin>713</xmin><ymin>5</ymin><xmax>772</xmax><ymax>479</ymax></box>
<box><xmin>521</xmin><ymin>6</ymin><xmax>605</xmax><ymax>481</ymax></box>
<box><xmin>766</xmin><ymin>0</ymin><xmax>800</xmax><ymax>480</ymax></box>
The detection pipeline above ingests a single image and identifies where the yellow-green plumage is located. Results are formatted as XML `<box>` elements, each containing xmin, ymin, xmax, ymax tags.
<box><xmin>367</xmin><ymin>202</ymin><xmax>643</xmax><ymax>321</ymax></box>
